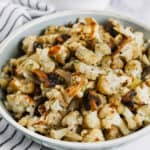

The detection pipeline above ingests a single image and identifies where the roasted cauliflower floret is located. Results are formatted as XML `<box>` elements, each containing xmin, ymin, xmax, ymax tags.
<box><xmin>109</xmin><ymin>95</ymin><xmax>137</xmax><ymax>130</ymax></box>
<box><xmin>19</xmin><ymin>116</ymin><xmax>47</xmax><ymax>134</ymax></box>
<box><xmin>45</xmin><ymin>99</ymin><xmax>64</xmax><ymax>112</ymax></box>
<box><xmin>109</xmin><ymin>19</ymin><xmax>134</xmax><ymax>38</ymax></box>
<box><xmin>101</xmin><ymin>55</ymin><xmax>112</xmax><ymax>68</ymax></box>
<box><xmin>118</xmin><ymin>106</ymin><xmax>137</xmax><ymax>130</ymax></box>
<box><xmin>6</xmin><ymin>93</ymin><xmax>35</xmax><ymax>118</ymax></box>
<box><xmin>140</xmin><ymin>54</ymin><xmax>150</xmax><ymax>66</ymax></box>
<box><xmin>75</xmin><ymin>45</ymin><xmax>99</xmax><ymax>65</ymax></box>
<box><xmin>73</xmin><ymin>17</ymin><xmax>101</xmax><ymax>41</ymax></box>
<box><xmin>55</xmin><ymin>69</ymin><xmax>71</xmax><ymax>84</ymax></box>
<box><xmin>36</xmin><ymin>48</ymin><xmax>55</xmax><ymax>73</ymax></box>
<box><xmin>97</xmin><ymin>70</ymin><xmax>131</xmax><ymax>95</ymax></box>
<box><xmin>83</xmin><ymin>111</ymin><xmax>100</xmax><ymax>129</ymax></box>
<box><xmin>65</xmin><ymin>75</ymin><xmax>87</xmax><ymax>102</ymax></box>
<box><xmin>103</xmin><ymin>126</ymin><xmax>122</xmax><ymax>140</ymax></box>
<box><xmin>142</xmin><ymin>66</ymin><xmax>150</xmax><ymax>81</ymax></box>
<box><xmin>50</xmin><ymin>128</ymin><xmax>68</xmax><ymax>140</ymax></box>
<box><xmin>81</xmin><ymin>129</ymin><xmax>105</xmax><ymax>142</ymax></box>
<box><xmin>0</xmin><ymin>72</ymin><xmax>10</xmax><ymax>89</ymax></box>
<box><xmin>82</xmin><ymin>89</ymin><xmax>105</xmax><ymax>111</ymax></box>
<box><xmin>44</xmin><ymin>111</ymin><xmax>62</xmax><ymax>127</ymax></box>
<box><xmin>16</xmin><ymin>58</ymin><xmax>40</xmax><ymax>77</ymax></box>
<box><xmin>111</xmin><ymin>55</ymin><xmax>124</xmax><ymax>69</ymax></box>
<box><xmin>125</xmin><ymin>60</ymin><xmax>142</xmax><ymax>79</ymax></box>
<box><xmin>22</xmin><ymin>36</ymin><xmax>37</xmax><ymax>54</ymax></box>
<box><xmin>51</xmin><ymin>128</ymin><xmax>82</xmax><ymax>141</ymax></box>
<box><xmin>49</xmin><ymin>45</ymin><xmax>70</xmax><ymax>64</ymax></box>
<box><xmin>99</xmin><ymin>104</ymin><xmax>130</xmax><ymax>135</ymax></box>
<box><xmin>117</xmin><ymin>38</ymin><xmax>140</xmax><ymax>61</ymax></box>
<box><xmin>68</xmin><ymin>73</ymin><xmax>88</xmax><ymax>98</ymax></box>
<box><xmin>134</xmin><ymin>32</ymin><xmax>144</xmax><ymax>48</ymax></box>
<box><xmin>62</xmin><ymin>111</ymin><xmax>83</xmax><ymax>130</ymax></box>
<box><xmin>64</xmin><ymin>132</ymin><xmax>82</xmax><ymax>142</ymax></box>
<box><xmin>36</xmin><ymin>34</ymin><xmax>59</xmax><ymax>44</ymax></box>
<box><xmin>135</xmin><ymin>105</ymin><xmax>150</xmax><ymax>127</ymax></box>
<box><xmin>44</xmin><ymin>25</ymin><xmax>70</xmax><ymax>35</ymax></box>
<box><xmin>74</xmin><ymin>61</ymin><xmax>103</xmax><ymax>80</ymax></box>
<box><xmin>134</xmin><ymin>83</ymin><xmax>150</xmax><ymax>105</ymax></box>
<box><xmin>71</xmin><ymin>73</ymin><xmax>88</xmax><ymax>85</ymax></box>
<box><xmin>94</xmin><ymin>42</ymin><xmax>111</xmax><ymax>62</ymax></box>
<box><xmin>7</xmin><ymin>78</ymin><xmax>35</xmax><ymax>94</ymax></box>
<box><xmin>45</xmin><ymin>88</ymin><xmax>68</xmax><ymax>111</ymax></box>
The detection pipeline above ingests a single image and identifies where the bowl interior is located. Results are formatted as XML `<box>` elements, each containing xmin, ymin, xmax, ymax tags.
<box><xmin>0</xmin><ymin>11</ymin><xmax>150</xmax><ymax>149</ymax></box>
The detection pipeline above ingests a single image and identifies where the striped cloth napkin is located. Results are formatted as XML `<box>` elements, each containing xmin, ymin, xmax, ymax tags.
<box><xmin>0</xmin><ymin>0</ymin><xmax>55</xmax><ymax>149</ymax></box>
<box><xmin>0</xmin><ymin>0</ymin><xmax>55</xmax><ymax>42</ymax></box>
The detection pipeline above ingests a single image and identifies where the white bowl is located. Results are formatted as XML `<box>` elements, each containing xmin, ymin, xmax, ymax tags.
<box><xmin>0</xmin><ymin>11</ymin><xmax>150</xmax><ymax>150</ymax></box>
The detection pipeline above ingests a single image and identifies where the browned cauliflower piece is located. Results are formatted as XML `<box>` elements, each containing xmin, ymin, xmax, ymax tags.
<box><xmin>73</xmin><ymin>17</ymin><xmax>102</xmax><ymax>41</ymax></box>
<box><xmin>99</xmin><ymin>104</ymin><xmax>130</xmax><ymax>135</ymax></box>
<box><xmin>117</xmin><ymin>38</ymin><xmax>140</xmax><ymax>61</ymax></box>
<box><xmin>50</xmin><ymin>128</ymin><xmax>68</xmax><ymax>140</ymax></box>
<box><xmin>74</xmin><ymin>61</ymin><xmax>104</xmax><ymax>80</ymax></box>
<box><xmin>49</xmin><ymin>45</ymin><xmax>70</xmax><ymax>64</ymax></box>
<box><xmin>19</xmin><ymin>115</ymin><xmax>47</xmax><ymax>134</ymax></box>
<box><xmin>109</xmin><ymin>19</ymin><xmax>134</xmax><ymax>38</ymax></box>
<box><xmin>44</xmin><ymin>111</ymin><xmax>62</xmax><ymax>127</ymax></box>
<box><xmin>75</xmin><ymin>44</ymin><xmax>99</xmax><ymax>65</ymax></box>
<box><xmin>0</xmin><ymin>72</ymin><xmax>10</xmax><ymax>89</ymax></box>
<box><xmin>94</xmin><ymin>42</ymin><xmax>111</xmax><ymax>63</ymax></box>
<box><xmin>135</xmin><ymin>105</ymin><xmax>150</xmax><ymax>127</ymax></box>
<box><xmin>125</xmin><ymin>60</ymin><xmax>142</xmax><ymax>79</ymax></box>
<box><xmin>109</xmin><ymin>95</ymin><xmax>137</xmax><ymax>130</ymax></box>
<box><xmin>16</xmin><ymin>58</ymin><xmax>40</xmax><ymax>78</ymax></box>
<box><xmin>22</xmin><ymin>36</ymin><xmax>37</xmax><ymax>54</ymax></box>
<box><xmin>36</xmin><ymin>48</ymin><xmax>55</xmax><ymax>73</ymax></box>
<box><xmin>7</xmin><ymin>78</ymin><xmax>35</xmax><ymax>94</ymax></box>
<box><xmin>45</xmin><ymin>88</ymin><xmax>68</xmax><ymax>112</ymax></box>
<box><xmin>81</xmin><ymin>129</ymin><xmax>105</xmax><ymax>142</ymax></box>
<box><xmin>103</xmin><ymin>126</ymin><xmax>122</xmax><ymax>140</ymax></box>
<box><xmin>6</xmin><ymin>93</ymin><xmax>35</xmax><ymax>118</ymax></box>
<box><xmin>134</xmin><ymin>83</ymin><xmax>150</xmax><ymax>105</ymax></box>
<box><xmin>83</xmin><ymin>110</ymin><xmax>101</xmax><ymax>129</ymax></box>
<box><xmin>62</xmin><ymin>111</ymin><xmax>83</xmax><ymax>130</ymax></box>
<box><xmin>97</xmin><ymin>70</ymin><xmax>131</xmax><ymax>95</ymax></box>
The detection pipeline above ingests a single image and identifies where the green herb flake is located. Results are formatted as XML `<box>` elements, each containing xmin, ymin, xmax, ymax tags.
<box><xmin>74</xmin><ymin>60</ymin><xmax>79</xmax><ymax>64</ymax></box>
<box><xmin>82</xmin><ymin>85</ymin><xmax>87</xmax><ymax>92</ymax></box>
<box><xmin>106</xmin><ymin>69</ymin><xmax>110</xmax><ymax>75</ymax></box>
<box><xmin>28</xmin><ymin>63</ymin><xmax>34</xmax><ymax>70</ymax></box>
